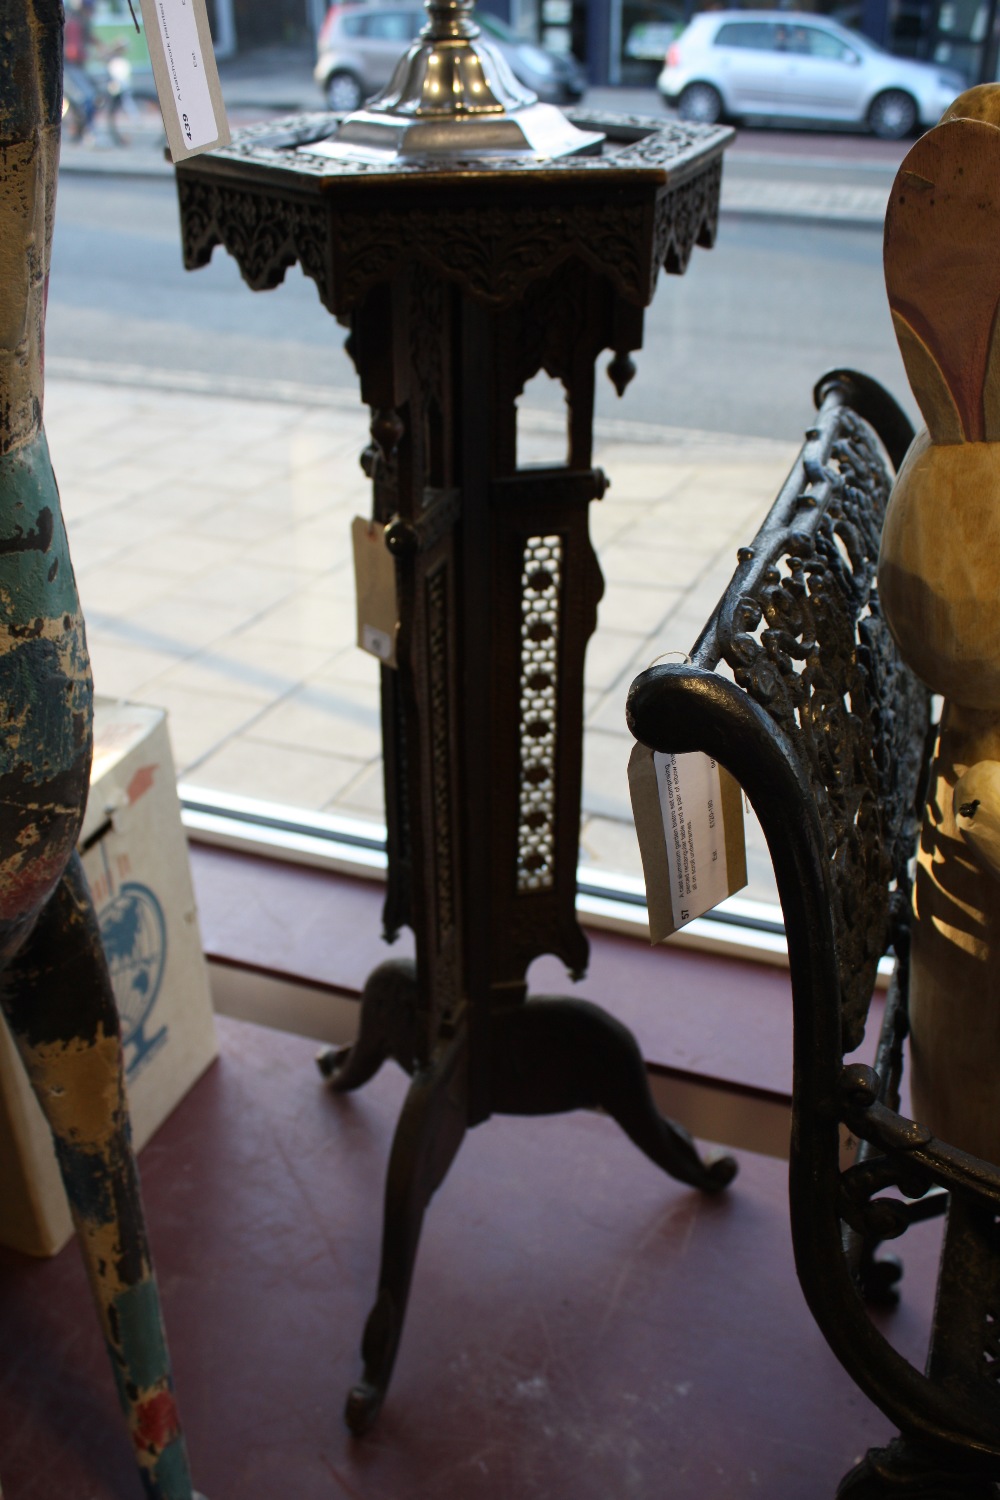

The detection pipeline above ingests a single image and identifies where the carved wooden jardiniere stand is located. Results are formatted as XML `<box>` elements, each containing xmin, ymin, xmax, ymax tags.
<box><xmin>176</xmin><ymin>56</ymin><xmax>733</xmax><ymax>1431</ymax></box>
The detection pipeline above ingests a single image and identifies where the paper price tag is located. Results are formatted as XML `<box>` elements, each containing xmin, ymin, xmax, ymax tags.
<box><xmin>137</xmin><ymin>0</ymin><xmax>230</xmax><ymax>162</ymax></box>
<box><xmin>352</xmin><ymin>517</ymin><xmax>399</xmax><ymax>669</ymax></box>
<box><xmin>628</xmin><ymin>743</ymin><xmax>747</xmax><ymax>944</ymax></box>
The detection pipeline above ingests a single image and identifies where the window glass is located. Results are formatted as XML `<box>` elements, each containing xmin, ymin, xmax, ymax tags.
<box><xmin>798</xmin><ymin>25</ymin><xmax>856</xmax><ymax>59</ymax></box>
<box><xmin>714</xmin><ymin>21</ymin><xmax>780</xmax><ymax>51</ymax></box>
<box><xmin>362</xmin><ymin>10</ymin><xmax>420</xmax><ymax>40</ymax></box>
<box><xmin>620</xmin><ymin>2</ymin><xmax>684</xmax><ymax>83</ymax></box>
<box><xmin>44</xmin><ymin>0</ymin><xmax>916</xmax><ymax>932</ymax></box>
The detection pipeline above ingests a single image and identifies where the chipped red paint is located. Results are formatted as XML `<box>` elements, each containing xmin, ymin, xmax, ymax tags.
<box><xmin>127</xmin><ymin>764</ymin><xmax>159</xmax><ymax>805</ymax></box>
<box><xmin>0</xmin><ymin>843</ymin><xmax>77</xmax><ymax>926</ymax></box>
<box><xmin>133</xmin><ymin>1390</ymin><xmax>182</xmax><ymax>1452</ymax></box>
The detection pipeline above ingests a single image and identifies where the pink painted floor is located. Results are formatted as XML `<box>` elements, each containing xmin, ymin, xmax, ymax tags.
<box><xmin>0</xmin><ymin>1012</ymin><xmax>940</xmax><ymax>1500</ymax></box>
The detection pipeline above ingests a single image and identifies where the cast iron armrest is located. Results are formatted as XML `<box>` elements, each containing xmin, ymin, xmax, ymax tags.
<box><xmin>627</xmin><ymin>370</ymin><xmax>1000</xmax><ymax>1489</ymax></box>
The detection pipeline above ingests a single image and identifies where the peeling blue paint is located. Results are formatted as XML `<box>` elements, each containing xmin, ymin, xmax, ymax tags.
<box><xmin>52</xmin><ymin>1138</ymin><xmax>117</xmax><ymax>1225</ymax></box>
<box><xmin>150</xmin><ymin>1440</ymin><xmax>193</xmax><ymax>1498</ymax></box>
<box><xmin>0</xmin><ymin>635</ymin><xmax>91</xmax><ymax>781</ymax></box>
<box><xmin>0</xmin><ymin>432</ymin><xmax>85</xmax><ymax>622</ymax></box>
<box><xmin>115</xmin><ymin>1278</ymin><xmax>171</xmax><ymax>1391</ymax></box>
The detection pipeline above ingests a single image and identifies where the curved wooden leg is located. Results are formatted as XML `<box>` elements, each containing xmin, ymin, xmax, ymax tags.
<box><xmin>317</xmin><ymin>958</ymin><xmax>419</xmax><ymax>1092</ymax></box>
<box><xmin>0</xmin><ymin>856</ymin><xmax>198</xmax><ymax>1500</ymax></box>
<box><xmin>346</xmin><ymin>1029</ymin><xmax>467</xmax><ymax>1436</ymax></box>
<box><xmin>489</xmin><ymin>997</ymin><xmax>737</xmax><ymax>1193</ymax></box>
<box><xmin>838</xmin><ymin>1436</ymin><xmax>999</xmax><ymax>1498</ymax></box>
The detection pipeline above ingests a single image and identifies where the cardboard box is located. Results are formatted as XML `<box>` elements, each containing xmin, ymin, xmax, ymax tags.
<box><xmin>0</xmin><ymin>699</ymin><xmax>218</xmax><ymax>1256</ymax></box>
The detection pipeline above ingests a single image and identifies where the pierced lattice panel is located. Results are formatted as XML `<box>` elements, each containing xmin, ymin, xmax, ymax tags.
<box><xmin>518</xmin><ymin>535</ymin><xmax>563</xmax><ymax>892</ymax></box>
<box><xmin>985</xmin><ymin>1310</ymin><xmax>1000</xmax><ymax>1383</ymax></box>
<box><xmin>427</xmin><ymin>565</ymin><xmax>454</xmax><ymax>938</ymax></box>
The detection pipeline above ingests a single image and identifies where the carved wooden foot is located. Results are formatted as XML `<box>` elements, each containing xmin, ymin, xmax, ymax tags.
<box><xmin>489</xmin><ymin>997</ymin><xmax>737</xmax><ymax>1193</ymax></box>
<box><xmin>838</xmin><ymin>1437</ymin><xmax>1000</xmax><ymax>1498</ymax></box>
<box><xmin>317</xmin><ymin>958</ymin><xmax>419</xmax><ymax>1092</ymax></box>
<box><xmin>346</xmin><ymin>1029</ymin><xmax>467</xmax><ymax>1435</ymax></box>
<box><xmin>0</xmin><ymin>856</ymin><xmax>197</xmax><ymax>1499</ymax></box>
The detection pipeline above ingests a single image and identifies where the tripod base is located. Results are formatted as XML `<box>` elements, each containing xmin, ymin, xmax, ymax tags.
<box><xmin>321</xmin><ymin>960</ymin><xmax>737</xmax><ymax>1433</ymax></box>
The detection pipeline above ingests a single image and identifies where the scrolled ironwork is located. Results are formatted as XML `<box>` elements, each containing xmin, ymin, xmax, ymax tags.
<box><xmin>839</xmin><ymin>1152</ymin><xmax>936</xmax><ymax>1241</ymax></box>
<box><xmin>627</xmin><ymin>369</ymin><xmax>1000</xmax><ymax>1493</ymax></box>
<box><xmin>688</xmin><ymin>383</ymin><xmax>927</xmax><ymax>1050</ymax></box>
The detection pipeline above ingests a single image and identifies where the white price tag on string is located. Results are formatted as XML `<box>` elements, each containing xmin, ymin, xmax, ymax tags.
<box><xmin>137</xmin><ymin>0</ymin><xmax>230</xmax><ymax>162</ymax></box>
<box><xmin>628</xmin><ymin>744</ymin><xmax>747</xmax><ymax>943</ymax></box>
<box><xmin>352</xmin><ymin>517</ymin><xmax>399</xmax><ymax>669</ymax></box>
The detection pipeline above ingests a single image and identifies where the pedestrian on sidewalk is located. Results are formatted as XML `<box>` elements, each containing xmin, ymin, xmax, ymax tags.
<box><xmin>63</xmin><ymin>0</ymin><xmax>134</xmax><ymax>146</ymax></box>
<box><xmin>63</xmin><ymin>0</ymin><xmax>99</xmax><ymax>141</ymax></box>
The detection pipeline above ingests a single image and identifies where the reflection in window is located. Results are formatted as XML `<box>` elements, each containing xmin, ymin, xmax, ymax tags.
<box><xmin>714</xmin><ymin>22</ymin><xmax>780</xmax><ymax>51</ymax></box>
<box><xmin>798</xmin><ymin>26</ymin><xmax>857</xmax><ymax>59</ymax></box>
<box><xmin>362</xmin><ymin>10</ymin><xmax>422</xmax><ymax>41</ymax></box>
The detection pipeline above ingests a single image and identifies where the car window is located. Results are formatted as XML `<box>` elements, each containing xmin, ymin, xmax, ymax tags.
<box><xmin>713</xmin><ymin>21</ymin><xmax>780</xmax><ymax>50</ymax></box>
<box><xmin>339</xmin><ymin>11</ymin><xmax>365</xmax><ymax>36</ymax></box>
<box><xmin>360</xmin><ymin>10</ymin><xmax>420</xmax><ymax>40</ymax></box>
<box><xmin>795</xmin><ymin>25</ymin><xmax>858</xmax><ymax>59</ymax></box>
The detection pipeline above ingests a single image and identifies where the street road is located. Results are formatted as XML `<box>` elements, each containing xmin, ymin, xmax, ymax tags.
<box><xmin>47</xmin><ymin>173</ymin><xmax>917</xmax><ymax>441</ymax></box>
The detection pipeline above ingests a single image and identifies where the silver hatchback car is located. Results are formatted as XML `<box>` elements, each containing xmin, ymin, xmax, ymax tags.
<box><xmin>657</xmin><ymin>11</ymin><xmax>964</xmax><ymax>137</ymax></box>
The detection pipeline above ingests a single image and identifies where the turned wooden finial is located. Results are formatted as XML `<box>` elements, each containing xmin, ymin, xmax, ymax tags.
<box><xmin>880</xmin><ymin>88</ymin><xmax>1000</xmax><ymax>708</ymax></box>
<box><xmin>884</xmin><ymin>103</ymin><xmax>1000</xmax><ymax>445</ymax></box>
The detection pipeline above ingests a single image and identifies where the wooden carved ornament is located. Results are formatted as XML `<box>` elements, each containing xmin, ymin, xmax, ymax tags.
<box><xmin>880</xmin><ymin>84</ymin><xmax>1000</xmax><ymax>1162</ymax></box>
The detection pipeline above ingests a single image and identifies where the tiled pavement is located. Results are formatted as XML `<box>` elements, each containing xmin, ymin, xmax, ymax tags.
<box><xmin>46</xmin><ymin>369</ymin><xmax>797</xmax><ymax>899</ymax></box>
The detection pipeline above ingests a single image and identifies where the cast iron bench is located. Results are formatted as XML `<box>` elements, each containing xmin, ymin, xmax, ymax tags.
<box><xmin>627</xmin><ymin>369</ymin><xmax>1000</xmax><ymax>1498</ymax></box>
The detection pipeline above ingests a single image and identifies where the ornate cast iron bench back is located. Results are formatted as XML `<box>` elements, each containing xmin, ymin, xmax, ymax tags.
<box><xmin>627</xmin><ymin>370</ymin><xmax>1000</xmax><ymax>1496</ymax></box>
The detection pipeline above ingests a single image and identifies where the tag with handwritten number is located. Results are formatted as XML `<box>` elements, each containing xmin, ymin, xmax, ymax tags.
<box><xmin>628</xmin><ymin>744</ymin><xmax>747</xmax><ymax>943</ymax></box>
<box><xmin>137</xmin><ymin>0</ymin><xmax>230</xmax><ymax>162</ymax></box>
<box><xmin>352</xmin><ymin>517</ymin><xmax>399</xmax><ymax>669</ymax></box>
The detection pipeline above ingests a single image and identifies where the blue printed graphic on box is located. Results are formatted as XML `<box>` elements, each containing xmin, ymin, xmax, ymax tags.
<box><xmin>99</xmin><ymin>880</ymin><xmax>168</xmax><ymax>1079</ymax></box>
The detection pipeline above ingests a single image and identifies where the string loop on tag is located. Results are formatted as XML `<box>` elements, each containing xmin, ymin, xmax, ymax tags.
<box><xmin>647</xmin><ymin>649</ymin><xmax>692</xmax><ymax>670</ymax></box>
<box><xmin>126</xmin><ymin>0</ymin><xmax>141</xmax><ymax>32</ymax></box>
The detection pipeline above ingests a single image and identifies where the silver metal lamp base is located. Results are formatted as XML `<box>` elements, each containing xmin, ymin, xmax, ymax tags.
<box><xmin>312</xmin><ymin>101</ymin><xmax>603</xmax><ymax>162</ymax></box>
<box><xmin>313</xmin><ymin>0</ymin><xmax>604</xmax><ymax>162</ymax></box>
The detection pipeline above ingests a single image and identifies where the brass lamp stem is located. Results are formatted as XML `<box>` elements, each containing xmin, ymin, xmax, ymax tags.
<box><xmin>317</xmin><ymin>0</ymin><xmax>604</xmax><ymax>160</ymax></box>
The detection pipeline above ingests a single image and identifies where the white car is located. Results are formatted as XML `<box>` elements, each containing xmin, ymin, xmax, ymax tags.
<box><xmin>657</xmin><ymin>11</ymin><xmax>965</xmax><ymax>138</ymax></box>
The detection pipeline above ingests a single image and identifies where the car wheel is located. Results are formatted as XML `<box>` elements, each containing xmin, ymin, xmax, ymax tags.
<box><xmin>867</xmin><ymin>89</ymin><xmax>917</xmax><ymax>140</ymax></box>
<box><xmin>677</xmin><ymin>82</ymin><xmax>723</xmax><ymax>125</ymax></box>
<box><xmin>325</xmin><ymin>71</ymin><xmax>364</xmax><ymax>113</ymax></box>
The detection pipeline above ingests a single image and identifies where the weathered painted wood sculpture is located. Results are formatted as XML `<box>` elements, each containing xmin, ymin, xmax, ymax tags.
<box><xmin>880</xmin><ymin>84</ymin><xmax>1000</xmax><ymax>1165</ymax></box>
<box><xmin>0</xmin><ymin>4</ymin><xmax>198</xmax><ymax>1495</ymax></box>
